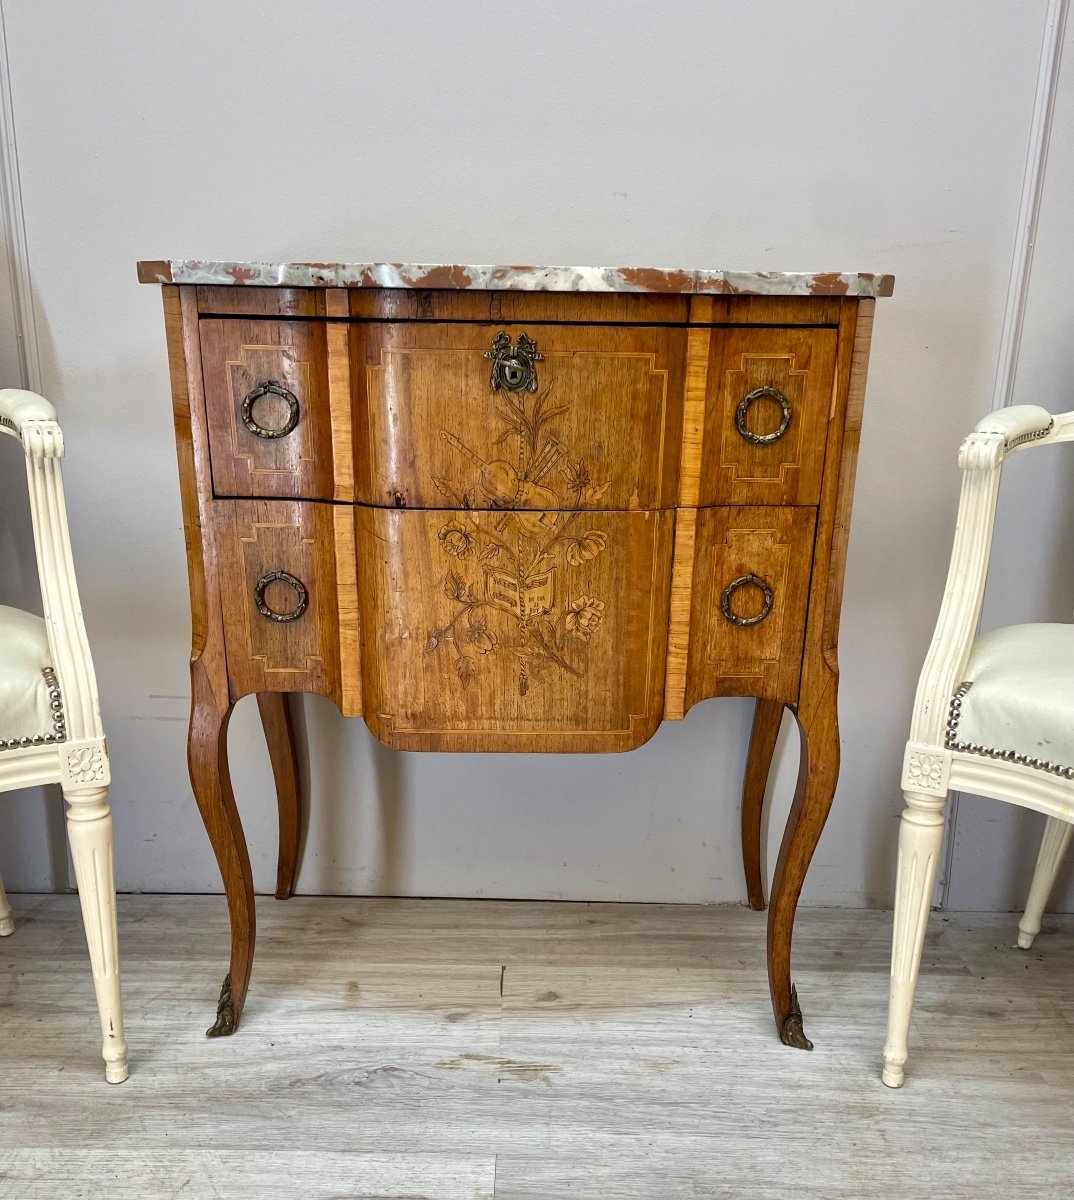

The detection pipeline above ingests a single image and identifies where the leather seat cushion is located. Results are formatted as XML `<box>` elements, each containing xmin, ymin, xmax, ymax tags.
<box><xmin>952</xmin><ymin>623</ymin><xmax>1074</xmax><ymax>772</ymax></box>
<box><xmin>0</xmin><ymin>604</ymin><xmax>59</xmax><ymax>745</ymax></box>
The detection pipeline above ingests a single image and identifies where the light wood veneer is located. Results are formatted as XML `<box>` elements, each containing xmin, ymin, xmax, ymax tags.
<box><xmin>146</xmin><ymin>268</ymin><xmax>885</xmax><ymax>1053</ymax></box>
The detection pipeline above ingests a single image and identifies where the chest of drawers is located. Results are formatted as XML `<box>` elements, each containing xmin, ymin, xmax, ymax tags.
<box><xmin>141</xmin><ymin>259</ymin><xmax>892</xmax><ymax>1050</ymax></box>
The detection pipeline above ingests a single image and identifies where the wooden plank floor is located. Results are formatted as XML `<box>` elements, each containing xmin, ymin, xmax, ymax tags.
<box><xmin>1</xmin><ymin>896</ymin><xmax>1073</xmax><ymax>1199</ymax></box>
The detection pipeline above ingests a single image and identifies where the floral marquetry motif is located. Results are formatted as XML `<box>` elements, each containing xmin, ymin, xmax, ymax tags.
<box><xmin>358</xmin><ymin>506</ymin><xmax>674</xmax><ymax>752</ymax></box>
<box><xmin>353</xmin><ymin>322</ymin><xmax>686</xmax><ymax>511</ymax></box>
<box><xmin>418</xmin><ymin>348</ymin><xmax>626</xmax><ymax>702</ymax></box>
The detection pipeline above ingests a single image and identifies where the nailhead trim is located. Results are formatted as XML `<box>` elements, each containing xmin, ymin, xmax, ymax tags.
<box><xmin>0</xmin><ymin>665</ymin><xmax>66</xmax><ymax>751</ymax></box>
<box><xmin>946</xmin><ymin>678</ymin><xmax>1074</xmax><ymax>779</ymax></box>
<box><xmin>1005</xmin><ymin>419</ymin><xmax>1053</xmax><ymax>450</ymax></box>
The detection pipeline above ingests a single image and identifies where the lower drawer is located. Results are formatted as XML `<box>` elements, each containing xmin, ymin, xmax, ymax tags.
<box><xmin>357</xmin><ymin>507</ymin><xmax>674</xmax><ymax>751</ymax></box>
<box><xmin>683</xmin><ymin>505</ymin><xmax>817</xmax><ymax>708</ymax></box>
<box><xmin>213</xmin><ymin>499</ymin><xmax>360</xmax><ymax>710</ymax></box>
<box><xmin>211</xmin><ymin>498</ymin><xmax>815</xmax><ymax>743</ymax></box>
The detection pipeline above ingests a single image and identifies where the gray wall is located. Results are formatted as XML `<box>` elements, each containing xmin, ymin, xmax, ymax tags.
<box><xmin>0</xmin><ymin>1</ymin><xmax>1071</xmax><ymax>910</ymax></box>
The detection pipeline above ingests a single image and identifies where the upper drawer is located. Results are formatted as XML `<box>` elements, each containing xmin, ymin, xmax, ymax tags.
<box><xmin>200</xmin><ymin>318</ymin><xmax>347</xmax><ymax>500</ymax></box>
<box><xmin>697</xmin><ymin>326</ymin><xmax>837</xmax><ymax>506</ymax></box>
<box><xmin>353</xmin><ymin>323</ymin><xmax>686</xmax><ymax>510</ymax></box>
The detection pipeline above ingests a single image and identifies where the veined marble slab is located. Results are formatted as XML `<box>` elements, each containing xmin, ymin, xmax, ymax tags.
<box><xmin>137</xmin><ymin>259</ymin><xmax>894</xmax><ymax>297</ymax></box>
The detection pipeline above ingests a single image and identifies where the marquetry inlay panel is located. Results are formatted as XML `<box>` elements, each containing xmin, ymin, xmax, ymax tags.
<box><xmin>685</xmin><ymin>505</ymin><xmax>817</xmax><ymax>706</ymax></box>
<box><xmin>214</xmin><ymin>499</ymin><xmax>355</xmax><ymax>704</ymax></box>
<box><xmin>352</xmin><ymin>323</ymin><xmax>686</xmax><ymax>511</ymax></box>
<box><xmin>699</xmin><ymin>327</ymin><xmax>837</xmax><ymax>507</ymax></box>
<box><xmin>200</xmin><ymin>319</ymin><xmax>334</xmax><ymax>499</ymax></box>
<box><xmin>356</xmin><ymin>507</ymin><xmax>674</xmax><ymax>751</ymax></box>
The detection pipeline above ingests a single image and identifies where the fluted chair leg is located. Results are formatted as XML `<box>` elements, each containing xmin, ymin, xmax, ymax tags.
<box><xmin>883</xmin><ymin>788</ymin><xmax>948</xmax><ymax>1088</ymax></box>
<box><xmin>65</xmin><ymin>785</ymin><xmax>128</xmax><ymax>1083</ymax></box>
<box><xmin>1017</xmin><ymin>816</ymin><xmax>1074</xmax><ymax>950</ymax></box>
<box><xmin>0</xmin><ymin>870</ymin><xmax>13</xmax><ymax>936</ymax></box>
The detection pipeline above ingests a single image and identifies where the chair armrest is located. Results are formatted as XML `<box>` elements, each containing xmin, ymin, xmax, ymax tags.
<box><xmin>0</xmin><ymin>389</ymin><xmax>63</xmax><ymax>458</ymax></box>
<box><xmin>908</xmin><ymin>421</ymin><xmax>1012</xmax><ymax>746</ymax></box>
<box><xmin>0</xmin><ymin>387</ymin><xmax>57</xmax><ymax>430</ymax></box>
<box><xmin>972</xmin><ymin>404</ymin><xmax>1054</xmax><ymax>448</ymax></box>
<box><xmin>2</xmin><ymin>389</ymin><xmax>101</xmax><ymax>744</ymax></box>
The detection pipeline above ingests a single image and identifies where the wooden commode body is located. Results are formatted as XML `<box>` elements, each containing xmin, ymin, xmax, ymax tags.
<box><xmin>140</xmin><ymin>259</ymin><xmax>892</xmax><ymax>1048</ymax></box>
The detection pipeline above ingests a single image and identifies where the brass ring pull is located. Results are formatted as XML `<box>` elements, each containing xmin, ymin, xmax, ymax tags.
<box><xmin>735</xmin><ymin>386</ymin><xmax>791</xmax><ymax>445</ymax></box>
<box><xmin>241</xmin><ymin>382</ymin><xmax>300</xmax><ymax>439</ymax></box>
<box><xmin>254</xmin><ymin>570</ymin><xmax>308</xmax><ymax>623</ymax></box>
<box><xmin>720</xmin><ymin>574</ymin><xmax>773</xmax><ymax>627</ymax></box>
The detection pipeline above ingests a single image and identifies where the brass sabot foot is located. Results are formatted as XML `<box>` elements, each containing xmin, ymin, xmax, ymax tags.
<box><xmin>779</xmin><ymin>985</ymin><xmax>814</xmax><ymax>1051</ymax></box>
<box><xmin>206</xmin><ymin>972</ymin><xmax>237</xmax><ymax>1038</ymax></box>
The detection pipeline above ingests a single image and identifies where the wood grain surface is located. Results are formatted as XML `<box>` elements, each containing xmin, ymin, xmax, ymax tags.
<box><xmin>699</xmin><ymin>326</ymin><xmax>837</xmax><ymax>507</ymax></box>
<box><xmin>345</xmin><ymin>287</ymin><xmax>690</xmax><ymax>323</ymax></box>
<box><xmin>685</xmin><ymin>505</ymin><xmax>816</xmax><ymax>708</ymax></box>
<box><xmin>255</xmin><ymin>692</ymin><xmax>303</xmax><ymax>900</ymax></box>
<box><xmin>741</xmin><ymin>698</ymin><xmax>786</xmax><ymax>911</ymax></box>
<box><xmin>199</xmin><ymin>318</ymin><xmax>336</xmax><ymax>499</ymax></box>
<box><xmin>352</xmin><ymin>321</ymin><xmax>686</xmax><ymax>511</ymax></box>
<box><xmin>357</xmin><ymin>507</ymin><xmax>674</xmax><ymax>751</ymax></box>
<box><xmin>4</xmin><ymin>895</ymin><xmax>1073</xmax><ymax>1200</ymax></box>
<box><xmin>764</xmin><ymin>300</ymin><xmax>862</xmax><ymax>1045</ymax></box>
<box><xmin>212</xmin><ymin>498</ymin><xmax>355</xmax><ymax>707</ymax></box>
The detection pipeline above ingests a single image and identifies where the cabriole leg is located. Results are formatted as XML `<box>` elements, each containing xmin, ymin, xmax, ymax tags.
<box><xmin>0</xmin><ymin>870</ymin><xmax>13</xmax><ymax>936</ymax></box>
<box><xmin>1018</xmin><ymin>815</ymin><xmax>1074</xmax><ymax>950</ymax></box>
<box><xmin>190</xmin><ymin>659</ymin><xmax>254</xmax><ymax>1037</ymax></box>
<box><xmin>882</xmin><ymin>788</ymin><xmax>948</xmax><ymax>1088</ymax></box>
<box><xmin>64</xmin><ymin>785</ymin><xmax>128</xmax><ymax>1083</ymax></box>
<box><xmin>742</xmin><ymin>699</ymin><xmax>784</xmax><ymax>911</ymax></box>
<box><xmin>256</xmin><ymin>692</ymin><xmax>303</xmax><ymax>900</ymax></box>
<box><xmin>766</xmin><ymin>675</ymin><xmax>839</xmax><ymax>1051</ymax></box>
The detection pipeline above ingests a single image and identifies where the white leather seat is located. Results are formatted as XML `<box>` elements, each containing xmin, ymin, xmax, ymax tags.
<box><xmin>0</xmin><ymin>605</ymin><xmax>65</xmax><ymax>749</ymax></box>
<box><xmin>950</xmin><ymin>624</ymin><xmax>1074</xmax><ymax>776</ymax></box>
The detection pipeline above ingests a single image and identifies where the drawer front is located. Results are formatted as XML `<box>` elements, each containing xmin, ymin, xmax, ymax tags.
<box><xmin>353</xmin><ymin>323</ymin><xmax>685</xmax><ymax>511</ymax></box>
<box><xmin>200</xmin><ymin>319</ymin><xmax>340</xmax><ymax>499</ymax></box>
<box><xmin>357</xmin><ymin>507</ymin><xmax>674</xmax><ymax>751</ymax></box>
<box><xmin>214</xmin><ymin>499</ymin><xmax>359</xmax><ymax>710</ymax></box>
<box><xmin>685</xmin><ymin>506</ymin><xmax>816</xmax><ymax>706</ymax></box>
<box><xmin>699</xmin><ymin>327</ymin><xmax>836</xmax><ymax>506</ymax></box>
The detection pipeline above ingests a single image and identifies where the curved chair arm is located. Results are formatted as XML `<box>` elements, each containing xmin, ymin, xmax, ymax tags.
<box><xmin>908</xmin><ymin>405</ymin><xmax>1069</xmax><ymax>747</ymax></box>
<box><xmin>0</xmin><ymin>387</ymin><xmax>58</xmax><ymax>436</ymax></box>
<box><xmin>0</xmin><ymin>388</ymin><xmax>102</xmax><ymax>744</ymax></box>
<box><xmin>972</xmin><ymin>403</ymin><xmax>1055</xmax><ymax>450</ymax></box>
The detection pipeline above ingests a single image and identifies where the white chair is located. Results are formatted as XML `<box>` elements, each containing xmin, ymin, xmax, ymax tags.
<box><xmin>0</xmin><ymin>389</ymin><xmax>127</xmax><ymax>1083</ymax></box>
<box><xmin>883</xmin><ymin>404</ymin><xmax>1074</xmax><ymax>1088</ymax></box>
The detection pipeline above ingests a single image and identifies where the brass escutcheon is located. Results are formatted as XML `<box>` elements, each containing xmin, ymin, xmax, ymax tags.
<box><xmin>485</xmin><ymin>331</ymin><xmax>543</xmax><ymax>393</ymax></box>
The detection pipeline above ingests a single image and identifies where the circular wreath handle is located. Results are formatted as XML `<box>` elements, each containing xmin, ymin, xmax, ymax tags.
<box><xmin>734</xmin><ymin>386</ymin><xmax>792</xmax><ymax>445</ymax></box>
<box><xmin>254</xmin><ymin>570</ymin><xmax>308</xmax><ymax>623</ymax></box>
<box><xmin>720</xmin><ymin>574</ymin><xmax>773</xmax><ymax>627</ymax></box>
<box><xmin>241</xmin><ymin>381</ymin><xmax>300</xmax><ymax>440</ymax></box>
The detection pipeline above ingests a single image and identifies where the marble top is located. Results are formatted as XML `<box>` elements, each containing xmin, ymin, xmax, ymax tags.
<box><xmin>137</xmin><ymin>260</ymin><xmax>894</xmax><ymax>297</ymax></box>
